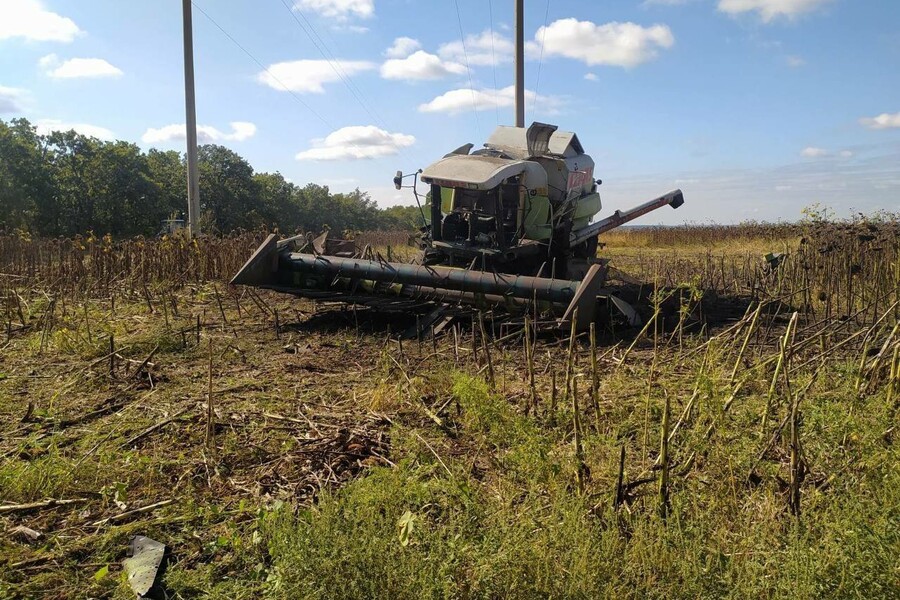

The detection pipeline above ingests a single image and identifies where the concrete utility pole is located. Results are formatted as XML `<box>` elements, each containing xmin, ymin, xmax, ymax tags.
<box><xmin>182</xmin><ymin>0</ymin><xmax>201</xmax><ymax>236</ymax></box>
<box><xmin>514</xmin><ymin>0</ymin><xmax>525</xmax><ymax>128</ymax></box>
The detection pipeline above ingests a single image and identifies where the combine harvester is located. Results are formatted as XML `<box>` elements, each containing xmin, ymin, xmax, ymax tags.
<box><xmin>232</xmin><ymin>121</ymin><xmax>683</xmax><ymax>333</ymax></box>
<box><xmin>232</xmin><ymin>2</ymin><xmax>684</xmax><ymax>334</ymax></box>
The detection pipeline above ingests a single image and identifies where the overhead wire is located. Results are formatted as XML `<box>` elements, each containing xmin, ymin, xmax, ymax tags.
<box><xmin>531</xmin><ymin>0</ymin><xmax>551</xmax><ymax>123</ymax></box>
<box><xmin>189</xmin><ymin>2</ymin><xmax>387</xmax><ymax>165</ymax></box>
<box><xmin>277</xmin><ymin>1</ymin><xmax>411</xmax><ymax>160</ymax></box>
<box><xmin>275</xmin><ymin>0</ymin><xmax>388</xmax><ymax>130</ymax></box>
<box><xmin>190</xmin><ymin>1</ymin><xmax>333</xmax><ymax>130</ymax></box>
<box><xmin>453</xmin><ymin>0</ymin><xmax>480</xmax><ymax>139</ymax></box>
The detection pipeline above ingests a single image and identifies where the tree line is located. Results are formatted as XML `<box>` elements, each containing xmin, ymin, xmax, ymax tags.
<box><xmin>0</xmin><ymin>118</ymin><xmax>422</xmax><ymax>238</ymax></box>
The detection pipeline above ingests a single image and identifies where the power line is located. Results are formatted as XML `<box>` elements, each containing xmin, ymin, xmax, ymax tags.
<box><xmin>190</xmin><ymin>1</ymin><xmax>389</xmax><ymax>164</ymax></box>
<box><xmin>276</xmin><ymin>0</ymin><xmax>387</xmax><ymax>129</ymax></box>
<box><xmin>288</xmin><ymin>4</ymin><xmax>406</xmax><ymax>158</ymax></box>
<box><xmin>453</xmin><ymin>0</ymin><xmax>480</xmax><ymax>139</ymax></box>
<box><xmin>190</xmin><ymin>1</ymin><xmax>333</xmax><ymax>130</ymax></box>
<box><xmin>532</xmin><ymin>0</ymin><xmax>551</xmax><ymax>123</ymax></box>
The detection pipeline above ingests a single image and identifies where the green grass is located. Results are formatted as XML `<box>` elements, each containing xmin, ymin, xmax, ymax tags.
<box><xmin>258</xmin><ymin>372</ymin><xmax>899</xmax><ymax>600</ymax></box>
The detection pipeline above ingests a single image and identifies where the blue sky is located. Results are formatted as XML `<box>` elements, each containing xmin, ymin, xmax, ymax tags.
<box><xmin>1</xmin><ymin>0</ymin><xmax>898</xmax><ymax>223</ymax></box>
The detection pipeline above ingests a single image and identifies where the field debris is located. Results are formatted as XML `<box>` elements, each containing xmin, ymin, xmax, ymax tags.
<box><xmin>123</xmin><ymin>535</ymin><xmax>166</xmax><ymax>598</ymax></box>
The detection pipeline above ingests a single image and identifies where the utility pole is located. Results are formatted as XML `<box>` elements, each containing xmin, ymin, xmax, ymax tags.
<box><xmin>182</xmin><ymin>0</ymin><xmax>201</xmax><ymax>236</ymax></box>
<box><xmin>514</xmin><ymin>0</ymin><xmax>525</xmax><ymax>127</ymax></box>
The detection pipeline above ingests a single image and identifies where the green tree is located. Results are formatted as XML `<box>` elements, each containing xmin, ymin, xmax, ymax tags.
<box><xmin>89</xmin><ymin>141</ymin><xmax>158</xmax><ymax>236</ymax></box>
<box><xmin>0</xmin><ymin>119</ymin><xmax>52</xmax><ymax>232</ymax></box>
<box><xmin>146</xmin><ymin>149</ymin><xmax>187</xmax><ymax>223</ymax></box>
<box><xmin>379</xmin><ymin>204</ymin><xmax>425</xmax><ymax>230</ymax></box>
<box><xmin>253</xmin><ymin>172</ymin><xmax>299</xmax><ymax>232</ymax></box>
<box><xmin>197</xmin><ymin>144</ymin><xmax>258</xmax><ymax>232</ymax></box>
<box><xmin>43</xmin><ymin>129</ymin><xmax>100</xmax><ymax>235</ymax></box>
<box><xmin>0</xmin><ymin>118</ymin><xmax>418</xmax><ymax>237</ymax></box>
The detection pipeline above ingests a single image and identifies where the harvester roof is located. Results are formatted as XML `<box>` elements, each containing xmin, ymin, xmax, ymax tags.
<box><xmin>420</xmin><ymin>153</ymin><xmax>547</xmax><ymax>191</ymax></box>
<box><xmin>483</xmin><ymin>123</ymin><xmax>585</xmax><ymax>159</ymax></box>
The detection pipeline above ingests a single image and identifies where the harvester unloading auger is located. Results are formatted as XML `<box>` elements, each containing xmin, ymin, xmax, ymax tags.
<box><xmin>232</xmin><ymin>121</ymin><xmax>684</xmax><ymax>333</ymax></box>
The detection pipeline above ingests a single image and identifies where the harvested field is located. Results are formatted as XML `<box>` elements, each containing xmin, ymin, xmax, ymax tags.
<box><xmin>0</xmin><ymin>220</ymin><xmax>898</xmax><ymax>599</ymax></box>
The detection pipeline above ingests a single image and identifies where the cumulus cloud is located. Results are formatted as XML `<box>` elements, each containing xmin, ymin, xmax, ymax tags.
<box><xmin>380</xmin><ymin>51</ymin><xmax>466</xmax><ymax>81</ymax></box>
<box><xmin>0</xmin><ymin>86</ymin><xmax>26</xmax><ymax>113</ymax></box>
<box><xmin>295</xmin><ymin>125</ymin><xmax>415</xmax><ymax>160</ymax></box>
<box><xmin>294</xmin><ymin>0</ymin><xmax>373</xmax><ymax>21</ymax></box>
<box><xmin>438</xmin><ymin>30</ymin><xmax>514</xmax><ymax>66</ymax></box>
<box><xmin>0</xmin><ymin>0</ymin><xmax>81</xmax><ymax>42</ymax></box>
<box><xmin>584</xmin><ymin>72</ymin><xmax>598</xmax><ymax>81</ymax></box>
<box><xmin>142</xmin><ymin>122</ymin><xmax>257</xmax><ymax>144</ymax></box>
<box><xmin>39</xmin><ymin>54</ymin><xmax>123</xmax><ymax>79</ymax></box>
<box><xmin>717</xmin><ymin>0</ymin><xmax>833</xmax><ymax>22</ymax></box>
<box><xmin>527</xmin><ymin>19</ymin><xmax>674</xmax><ymax>68</ymax></box>
<box><xmin>384</xmin><ymin>37</ymin><xmax>421</xmax><ymax>59</ymax></box>
<box><xmin>34</xmin><ymin>119</ymin><xmax>114</xmax><ymax>140</ymax></box>
<box><xmin>257</xmin><ymin>59</ymin><xmax>374</xmax><ymax>93</ymax></box>
<box><xmin>859</xmin><ymin>112</ymin><xmax>900</xmax><ymax>130</ymax></box>
<box><xmin>418</xmin><ymin>86</ymin><xmax>562</xmax><ymax>115</ymax></box>
<box><xmin>785</xmin><ymin>55</ymin><xmax>806</xmax><ymax>68</ymax></box>
<box><xmin>800</xmin><ymin>147</ymin><xmax>828</xmax><ymax>158</ymax></box>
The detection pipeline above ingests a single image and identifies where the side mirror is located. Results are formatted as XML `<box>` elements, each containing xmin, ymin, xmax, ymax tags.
<box><xmin>393</xmin><ymin>170</ymin><xmax>403</xmax><ymax>190</ymax></box>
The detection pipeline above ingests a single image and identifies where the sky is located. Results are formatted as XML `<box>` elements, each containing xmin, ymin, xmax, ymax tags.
<box><xmin>1</xmin><ymin>0</ymin><xmax>898</xmax><ymax>224</ymax></box>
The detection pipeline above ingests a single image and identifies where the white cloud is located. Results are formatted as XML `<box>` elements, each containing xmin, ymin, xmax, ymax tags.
<box><xmin>380</xmin><ymin>51</ymin><xmax>465</xmax><ymax>81</ymax></box>
<box><xmin>717</xmin><ymin>0</ymin><xmax>833</xmax><ymax>22</ymax></box>
<box><xmin>37</xmin><ymin>54</ymin><xmax>56</xmax><ymax>69</ymax></box>
<box><xmin>294</xmin><ymin>0</ymin><xmax>373</xmax><ymax>21</ymax></box>
<box><xmin>800</xmin><ymin>147</ymin><xmax>828</xmax><ymax>158</ymax></box>
<box><xmin>34</xmin><ymin>119</ymin><xmax>114</xmax><ymax>140</ymax></box>
<box><xmin>295</xmin><ymin>125</ymin><xmax>415</xmax><ymax>161</ymax></box>
<box><xmin>257</xmin><ymin>59</ymin><xmax>375</xmax><ymax>93</ymax></box>
<box><xmin>439</xmin><ymin>30</ymin><xmax>514</xmax><ymax>66</ymax></box>
<box><xmin>384</xmin><ymin>37</ymin><xmax>421</xmax><ymax>59</ymax></box>
<box><xmin>528</xmin><ymin>19</ymin><xmax>675</xmax><ymax>68</ymax></box>
<box><xmin>418</xmin><ymin>85</ymin><xmax>562</xmax><ymax>116</ymax></box>
<box><xmin>799</xmin><ymin>148</ymin><xmax>855</xmax><ymax>159</ymax></box>
<box><xmin>0</xmin><ymin>86</ymin><xmax>26</xmax><ymax>113</ymax></box>
<box><xmin>0</xmin><ymin>0</ymin><xmax>81</xmax><ymax>42</ymax></box>
<box><xmin>860</xmin><ymin>112</ymin><xmax>900</xmax><ymax>130</ymax></box>
<box><xmin>39</xmin><ymin>54</ymin><xmax>123</xmax><ymax>79</ymax></box>
<box><xmin>584</xmin><ymin>72</ymin><xmax>598</xmax><ymax>81</ymax></box>
<box><xmin>142</xmin><ymin>122</ymin><xmax>257</xmax><ymax>144</ymax></box>
<box><xmin>785</xmin><ymin>55</ymin><xmax>806</xmax><ymax>68</ymax></box>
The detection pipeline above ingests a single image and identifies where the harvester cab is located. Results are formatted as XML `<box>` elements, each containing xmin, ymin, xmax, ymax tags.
<box><xmin>403</xmin><ymin>122</ymin><xmax>683</xmax><ymax>282</ymax></box>
<box><xmin>415</xmin><ymin>122</ymin><xmax>597</xmax><ymax>276</ymax></box>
